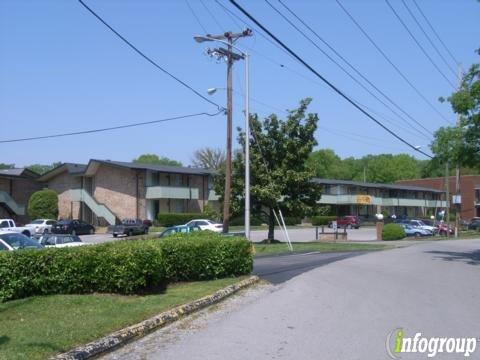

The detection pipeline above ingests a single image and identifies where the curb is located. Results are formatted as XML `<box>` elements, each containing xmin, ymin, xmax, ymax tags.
<box><xmin>51</xmin><ymin>275</ymin><xmax>259</xmax><ymax>360</ymax></box>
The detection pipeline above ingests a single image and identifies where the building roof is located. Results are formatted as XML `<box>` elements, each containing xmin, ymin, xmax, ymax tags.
<box><xmin>85</xmin><ymin>159</ymin><xmax>214</xmax><ymax>176</ymax></box>
<box><xmin>37</xmin><ymin>163</ymin><xmax>87</xmax><ymax>182</ymax></box>
<box><xmin>0</xmin><ymin>168</ymin><xmax>39</xmax><ymax>179</ymax></box>
<box><xmin>313</xmin><ymin>178</ymin><xmax>444</xmax><ymax>193</ymax></box>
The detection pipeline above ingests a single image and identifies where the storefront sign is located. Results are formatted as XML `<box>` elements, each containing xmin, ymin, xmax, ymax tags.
<box><xmin>356</xmin><ymin>195</ymin><xmax>372</xmax><ymax>205</ymax></box>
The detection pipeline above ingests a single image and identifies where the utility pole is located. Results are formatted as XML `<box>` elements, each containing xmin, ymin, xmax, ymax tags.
<box><xmin>197</xmin><ymin>29</ymin><xmax>252</xmax><ymax>234</ymax></box>
<box><xmin>454</xmin><ymin>65</ymin><xmax>464</xmax><ymax>238</ymax></box>
<box><xmin>445</xmin><ymin>162</ymin><xmax>450</xmax><ymax>238</ymax></box>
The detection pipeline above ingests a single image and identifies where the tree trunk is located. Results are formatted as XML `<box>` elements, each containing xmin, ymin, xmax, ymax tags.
<box><xmin>267</xmin><ymin>207</ymin><xmax>275</xmax><ymax>243</ymax></box>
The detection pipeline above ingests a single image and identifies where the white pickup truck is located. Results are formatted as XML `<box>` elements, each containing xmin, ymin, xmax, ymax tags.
<box><xmin>0</xmin><ymin>219</ymin><xmax>35</xmax><ymax>237</ymax></box>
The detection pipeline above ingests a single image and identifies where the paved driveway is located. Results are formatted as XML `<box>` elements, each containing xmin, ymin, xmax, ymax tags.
<box><xmin>101</xmin><ymin>239</ymin><xmax>480</xmax><ymax>360</ymax></box>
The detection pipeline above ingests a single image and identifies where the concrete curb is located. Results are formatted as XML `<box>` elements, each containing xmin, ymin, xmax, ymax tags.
<box><xmin>51</xmin><ymin>275</ymin><xmax>259</xmax><ymax>360</ymax></box>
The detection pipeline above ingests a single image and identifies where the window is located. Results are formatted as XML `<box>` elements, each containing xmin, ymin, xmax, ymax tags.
<box><xmin>47</xmin><ymin>220</ymin><xmax>56</xmax><ymax>225</ymax></box>
<box><xmin>0</xmin><ymin>221</ymin><xmax>9</xmax><ymax>228</ymax></box>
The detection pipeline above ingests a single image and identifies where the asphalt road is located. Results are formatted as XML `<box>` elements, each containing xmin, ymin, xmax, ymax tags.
<box><xmin>101</xmin><ymin>239</ymin><xmax>480</xmax><ymax>360</ymax></box>
<box><xmin>253</xmin><ymin>251</ymin><xmax>368</xmax><ymax>284</ymax></box>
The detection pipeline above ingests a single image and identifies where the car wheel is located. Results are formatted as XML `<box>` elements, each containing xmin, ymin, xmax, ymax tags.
<box><xmin>72</xmin><ymin>230</ymin><xmax>77</xmax><ymax>236</ymax></box>
<box><xmin>22</xmin><ymin>230</ymin><xmax>31</xmax><ymax>237</ymax></box>
<box><xmin>113</xmin><ymin>234</ymin><xmax>118</xmax><ymax>238</ymax></box>
<box><xmin>43</xmin><ymin>228</ymin><xmax>48</xmax><ymax>234</ymax></box>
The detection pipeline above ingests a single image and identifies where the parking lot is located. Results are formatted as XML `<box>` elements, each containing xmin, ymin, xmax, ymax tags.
<box><xmin>80</xmin><ymin>226</ymin><xmax>379</xmax><ymax>244</ymax></box>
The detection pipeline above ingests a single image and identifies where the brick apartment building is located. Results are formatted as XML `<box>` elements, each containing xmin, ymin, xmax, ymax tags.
<box><xmin>397</xmin><ymin>175</ymin><xmax>480</xmax><ymax>220</ymax></box>
<box><xmin>38</xmin><ymin>160</ymin><xmax>219</xmax><ymax>226</ymax></box>
<box><xmin>0</xmin><ymin>168</ymin><xmax>42</xmax><ymax>224</ymax></box>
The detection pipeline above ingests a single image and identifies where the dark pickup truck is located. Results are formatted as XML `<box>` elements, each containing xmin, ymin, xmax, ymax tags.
<box><xmin>107</xmin><ymin>219</ymin><xmax>149</xmax><ymax>237</ymax></box>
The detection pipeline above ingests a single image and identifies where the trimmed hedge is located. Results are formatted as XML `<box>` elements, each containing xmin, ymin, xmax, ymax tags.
<box><xmin>156</xmin><ymin>213</ymin><xmax>201</xmax><ymax>227</ymax></box>
<box><xmin>0</xmin><ymin>234</ymin><xmax>253</xmax><ymax>302</ymax></box>
<box><xmin>229</xmin><ymin>216</ymin><xmax>263</xmax><ymax>226</ymax></box>
<box><xmin>27</xmin><ymin>189</ymin><xmax>59</xmax><ymax>220</ymax></box>
<box><xmin>311</xmin><ymin>216</ymin><xmax>337</xmax><ymax>226</ymax></box>
<box><xmin>382</xmin><ymin>223</ymin><xmax>406</xmax><ymax>241</ymax></box>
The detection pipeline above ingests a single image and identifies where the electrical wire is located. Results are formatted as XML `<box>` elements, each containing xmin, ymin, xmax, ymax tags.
<box><xmin>199</xmin><ymin>0</ymin><xmax>225</xmax><ymax>32</ymax></box>
<box><xmin>0</xmin><ymin>111</ymin><xmax>223</xmax><ymax>143</ymax></box>
<box><xmin>266</xmin><ymin>0</ymin><xmax>433</xmax><ymax>139</ymax></box>
<box><xmin>400</xmin><ymin>0</ymin><xmax>457</xmax><ymax>77</ymax></box>
<box><xmin>384</xmin><ymin>0</ymin><xmax>456</xmax><ymax>89</ymax></box>
<box><xmin>184</xmin><ymin>0</ymin><xmax>208</xmax><ymax>34</ymax></box>
<box><xmin>411</xmin><ymin>0</ymin><xmax>460</xmax><ymax>66</ymax></box>
<box><xmin>335</xmin><ymin>0</ymin><xmax>453</xmax><ymax>125</ymax></box>
<box><xmin>228</xmin><ymin>0</ymin><xmax>433</xmax><ymax>159</ymax></box>
<box><xmin>77</xmin><ymin>0</ymin><xmax>223</xmax><ymax>112</ymax></box>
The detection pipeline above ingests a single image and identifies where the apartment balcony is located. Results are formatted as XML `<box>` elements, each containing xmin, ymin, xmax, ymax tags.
<box><xmin>146</xmin><ymin>185</ymin><xmax>199</xmax><ymax>200</ymax></box>
<box><xmin>318</xmin><ymin>193</ymin><xmax>446</xmax><ymax>208</ymax></box>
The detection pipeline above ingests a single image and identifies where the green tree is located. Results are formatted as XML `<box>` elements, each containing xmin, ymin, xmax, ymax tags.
<box><xmin>132</xmin><ymin>154</ymin><xmax>182</xmax><ymax>167</ymax></box>
<box><xmin>434</xmin><ymin>50</ymin><xmax>480</xmax><ymax>167</ymax></box>
<box><xmin>358</xmin><ymin>154</ymin><xmax>421</xmax><ymax>183</ymax></box>
<box><xmin>217</xmin><ymin>98</ymin><xmax>321</xmax><ymax>241</ymax></box>
<box><xmin>27</xmin><ymin>189</ymin><xmax>58</xmax><ymax>219</ymax></box>
<box><xmin>191</xmin><ymin>147</ymin><xmax>225</xmax><ymax>170</ymax></box>
<box><xmin>0</xmin><ymin>163</ymin><xmax>14</xmax><ymax>170</ymax></box>
<box><xmin>27</xmin><ymin>162</ymin><xmax>62</xmax><ymax>175</ymax></box>
<box><xmin>307</xmin><ymin>149</ymin><xmax>350</xmax><ymax>179</ymax></box>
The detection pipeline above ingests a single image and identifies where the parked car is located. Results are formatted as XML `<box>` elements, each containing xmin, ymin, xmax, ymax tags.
<box><xmin>408</xmin><ymin>220</ymin><xmax>437</xmax><ymax>235</ymax></box>
<box><xmin>184</xmin><ymin>219</ymin><xmax>223</xmax><ymax>233</ymax></box>
<box><xmin>467</xmin><ymin>219</ymin><xmax>480</xmax><ymax>230</ymax></box>
<box><xmin>399</xmin><ymin>224</ymin><xmax>432</xmax><ymax>238</ymax></box>
<box><xmin>0</xmin><ymin>231</ymin><xmax>44</xmax><ymax>250</ymax></box>
<box><xmin>0</xmin><ymin>219</ymin><xmax>36</xmax><ymax>237</ymax></box>
<box><xmin>37</xmin><ymin>233</ymin><xmax>86</xmax><ymax>248</ymax></box>
<box><xmin>437</xmin><ymin>222</ymin><xmax>454</xmax><ymax>235</ymax></box>
<box><xmin>51</xmin><ymin>219</ymin><xmax>95</xmax><ymax>235</ymax></box>
<box><xmin>328</xmin><ymin>216</ymin><xmax>360</xmax><ymax>229</ymax></box>
<box><xmin>107</xmin><ymin>218</ymin><xmax>149</xmax><ymax>237</ymax></box>
<box><xmin>25</xmin><ymin>219</ymin><xmax>57</xmax><ymax>235</ymax></box>
<box><xmin>158</xmin><ymin>225</ymin><xmax>201</xmax><ymax>238</ymax></box>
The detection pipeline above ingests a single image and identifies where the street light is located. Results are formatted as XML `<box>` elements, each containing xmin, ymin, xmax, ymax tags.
<box><xmin>194</xmin><ymin>34</ymin><xmax>251</xmax><ymax>240</ymax></box>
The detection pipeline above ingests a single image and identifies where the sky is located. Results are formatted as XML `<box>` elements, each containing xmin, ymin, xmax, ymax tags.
<box><xmin>1</xmin><ymin>0</ymin><xmax>479</xmax><ymax>168</ymax></box>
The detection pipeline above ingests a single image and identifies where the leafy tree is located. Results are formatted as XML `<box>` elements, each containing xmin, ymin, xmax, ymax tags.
<box><xmin>191</xmin><ymin>147</ymin><xmax>225</xmax><ymax>170</ymax></box>
<box><xmin>0</xmin><ymin>163</ymin><xmax>14</xmax><ymax>170</ymax></box>
<box><xmin>132</xmin><ymin>154</ymin><xmax>182</xmax><ymax>167</ymax></box>
<box><xmin>216</xmin><ymin>98</ymin><xmax>321</xmax><ymax>241</ymax></box>
<box><xmin>435</xmin><ymin>50</ymin><xmax>480</xmax><ymax>168</ymax></box>
<box><xmin>307</xmin><ymin>149</ymin><xmax>350</xmax><ymax>179</ymax></box>
<box><xmin>27</xmin><ymin>162</ymin><xmax>62</xmax><ymax>175</ymax></box>
<box><xmin>27</xmin><ymin>189</ymin><xmax>58</xmax><ymax>219</ymax></box>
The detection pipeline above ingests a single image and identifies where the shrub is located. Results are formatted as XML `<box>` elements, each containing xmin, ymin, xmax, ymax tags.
<box><xmin>0</xmin><ymin>233</ymin><xmax>253</xmax><ymax>302</ymax></box>
<box><xmin>156</xmin><ymin>213</ymin><xmax>201</xmax><ymax>227</ymax></box>
<box><xmin>229</xmin><ymin>216</ymin><xmax>263</xmax><ymax>226</ymax></box>
<box><xmin>0</xmin><ymin>240</ymin><xmax>165</xmax><ymax>302</ymax></box>
<box><xmin>160</xmin><ymin>232</ymin><xmax>253</xmax><ymax>281</ymax></box>
<box><xmin>202</xmin><ymin>204</ymin><xmax>221</xmax><ymax>222</ymax></box>
<box><xmin>283</xmin><ymin>217</ymin><xmax>302</xmax><ymax>226</ymax></box>
<box><xmin>382</xmin><ymin>223</ymin><xmax>406</xmax><ymax>241</ymax></box>
<box><xmin>311</xmin><ymin>216</ymin><xmax>337</xmax><ymax>226</ymax></box>
<box><xmin>27</xmin><ymin>189</ymin><xmax>58</xmax><ymax>220</ymax></box>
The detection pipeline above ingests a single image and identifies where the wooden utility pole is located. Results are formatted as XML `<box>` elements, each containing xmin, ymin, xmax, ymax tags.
<box><xmin>201</xmin><ymin>29</ymin><xmax>252</xmax><ymax>233</ymax></box>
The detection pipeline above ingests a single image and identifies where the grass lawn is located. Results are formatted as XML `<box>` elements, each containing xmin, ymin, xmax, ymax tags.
<box><xmin>253</xmin><ymin>242</ymin><xmax>392</xmax><ymax>256</ymax></box>
<box><xmin>0</xmin><ymin>277</ymin><xmax>244</xmax><ymax>360</ymax></box>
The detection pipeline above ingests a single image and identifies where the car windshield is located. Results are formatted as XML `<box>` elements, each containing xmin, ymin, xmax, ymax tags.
<box><xmin>0</xmin><ymin>233</ymin><xmax>43</xmax><ymax>249</ymax></box>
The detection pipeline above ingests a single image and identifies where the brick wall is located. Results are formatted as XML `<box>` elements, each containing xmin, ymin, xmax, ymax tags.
<box><xmin>47</xmin><ymin>171</ymin><xmax>82</xmax><ymax>219</ymax></box>
<box><xmin>93</xmin><ymin>164</ymin><xmax>146</xmax><ymax>220</ymax></box>
<box><xmin>397</xmin><ymin>175</ymin><xmax>480</xmax><ymax>219</ymax></box>
<box><xmin>0</xmin><ymin>176</ymin><xmax>43</xmax><ymax>222</ymax></box>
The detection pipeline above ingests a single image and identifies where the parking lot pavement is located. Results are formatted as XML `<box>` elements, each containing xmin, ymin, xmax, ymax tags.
<box><xmin>250</xmin><ymin>226</ymin><xmax>378</xmax><ymax>243</ymax></box>
<box><xmin>79</xmin><ymin>233</ymin><xmax>118</xmax><ymax>244</ymax></box>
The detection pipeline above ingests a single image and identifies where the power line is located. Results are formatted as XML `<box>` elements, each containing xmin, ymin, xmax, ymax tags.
<box><xmin>199</xmin><ymin>0</ymin><xmax>225</xmax><ymax>32</ymax></box>
<box><xmin>0</xmin><ymin>111</ymin><xmax>223</xmax><ymax>144</ymax></box>
<box><xmin>228</xmin><ymin>0</ymin><xmax>433</xmax><ymax>159</ymax></box>
<box><xmin>77</xmin><ymin>0</ymin><xmax>223</xmax><ymax>111</ymax></box>
<box><xmin>267</xmin><ymin>0</ymin><xmax>433</xmax><ymax>138</ymax></box>
<box><xmin>335</xmin><ymin>0</ymin><xmax>453</xmax><ymax>125</ymax></box>
<box><xmin>400</xmin><ymin>0</ymin><xmax>457</xmax><ymax>77</ymax></box>
<box><xmin>411</xmin><ymin>0</ymin><xmax>460</xmax><ymax>66</ymax></box>
<box><xmin>184</xmin><ymin>0</ymin><xmax>208</xmax><ymax>34</ymax></box>
<box><xmin>384</xmin><ymin>0</ymin><xmax>456</xmax><ymax>89</ymax></box>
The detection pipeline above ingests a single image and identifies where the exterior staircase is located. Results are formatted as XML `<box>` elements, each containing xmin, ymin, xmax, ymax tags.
<box><xmin>70</xmin><ymin>189</ymin><xmax>118</xmax><ymax>225</ymax></box>
<box><xmin>0</xmin><ymin>191</ymin><xmax>25</xmax><ymax>215</ymax></box>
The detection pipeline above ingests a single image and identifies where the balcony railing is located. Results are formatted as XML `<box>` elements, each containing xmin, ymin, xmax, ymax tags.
<box><xmin>146</xmin><ymin>185</ymin><xmax>199</xmax><ymax>200</ymax></box>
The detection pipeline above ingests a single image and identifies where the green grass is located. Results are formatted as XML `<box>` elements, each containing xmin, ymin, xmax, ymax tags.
<box><xmin>0</xmin><ymin>277</ymin><xmax>244</xmax><ymax>360</ymax></box>
<box><xmin>253</xmin><ymin>242</ymin><xmax>392</xmax><ymax>256</ymax></box>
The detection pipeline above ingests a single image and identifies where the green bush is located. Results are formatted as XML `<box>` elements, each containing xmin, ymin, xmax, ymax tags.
<box><xmin>0</xmin><ymin>233</ymin><xmax>253</xmax><ymax>302</ymax></box>
<box><xmin>202</xmin><ymin>204</ymin><xmax>221</xmax><ymax>222</ymax></box>
<box><xmin>229</xmin><ymin>216</ymin><xmax>263</xmax><ymax>226</ymax></box>
<box><xmin>156</xmin><ymin>213</ymin><xmax>201</xmax><ymax>227</ymax></box>
<box><xmin>27</xmin><ymin>189</ymin><xmax>58</xmax><ymax>220</ymax></box>
<box><xmin>0</xmin><ymin>240</ymin><xmax>165</xmax><ymax>302</ymax></box>
<box><xmin>283</xmin><ymin>217</ymin><xmax>302</xmax><ymax>226</ymax></box>
<box><xmin>311</xmin><ymin>216</ymin><xmax>337</xmax><ymax>226</ymax></box>
<box><xmin>382</xmin><ymin>223</ymin><xmax>406</xmax><ymax>241</ymax></box>
<box><xmin>160</xmin><ymin>232</ymin><xmax>253</xmax><ymax>281</ymax></box>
